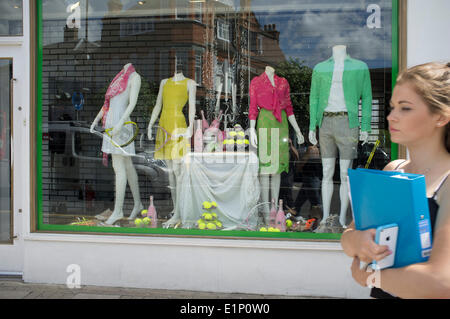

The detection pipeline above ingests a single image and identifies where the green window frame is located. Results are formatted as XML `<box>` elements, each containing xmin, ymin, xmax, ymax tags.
<box><xmin>32</xmin><ymin>0</ymin><xmax>400</xmax><ymax>241</ymax></box>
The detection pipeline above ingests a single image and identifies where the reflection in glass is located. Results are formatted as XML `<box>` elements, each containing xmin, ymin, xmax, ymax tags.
<box><xmin>0</xmin><ymin>0</ymin><xmax>23</xmax><ymax>36</ymax></box>
<box><xmin>0</xmin><ymin>59</ymin><xmax>12</xmax><ymax>242</ymax></box>
<box><xmin>39</xmin><ymin>0</ymin><xmax>393</xmax><ymax>235</ymax></box>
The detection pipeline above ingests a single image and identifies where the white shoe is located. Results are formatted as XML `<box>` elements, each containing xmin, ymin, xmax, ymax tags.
<box><xmin>105</xmin><ymin>212</ymin><xmax>124</xmax><ymax>225</ymax></box>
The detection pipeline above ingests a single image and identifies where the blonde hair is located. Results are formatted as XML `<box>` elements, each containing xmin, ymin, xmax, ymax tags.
<box><xmin>396</xmin><ymin>62</ymin><xmax>450</xmax><ymax>152</ymax></box>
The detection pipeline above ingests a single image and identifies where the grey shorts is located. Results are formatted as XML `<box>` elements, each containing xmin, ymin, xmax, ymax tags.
<box><xmin>319</xmin><ymin>113</ymin><xmax>359</xmax><ymax>160</ymax></box>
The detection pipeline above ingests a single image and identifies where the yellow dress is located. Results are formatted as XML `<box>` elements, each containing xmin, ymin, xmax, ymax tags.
<box><xmin>154</xmin><ymin>78</ymin><xmax>190</xmax><ymax>160</ymax></box>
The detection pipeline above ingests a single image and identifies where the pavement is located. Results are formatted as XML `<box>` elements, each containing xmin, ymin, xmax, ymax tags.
<box><xmin>0</xmin><ymin>277</ymin><xmax>331</xmax><ymax>299</ymax></box>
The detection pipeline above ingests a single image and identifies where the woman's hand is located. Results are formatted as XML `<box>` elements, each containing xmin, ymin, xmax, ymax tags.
<box><xmin>351</xmin><ymin>257</ymin><xmax>381</xmax><ymax>288</ymax></box>
<box><xmin>351</xmin><ymin>228</ymin><xmax>392</xmax><ymax>264</ymax></box>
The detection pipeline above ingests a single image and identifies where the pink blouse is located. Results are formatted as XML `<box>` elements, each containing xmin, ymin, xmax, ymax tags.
<box><xmin>249</xmin><ymin>72</ymin><xmax>294</xmax><ymax>123</ymax></box>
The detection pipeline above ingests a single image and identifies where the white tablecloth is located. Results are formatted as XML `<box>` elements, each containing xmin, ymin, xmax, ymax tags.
<box><xmin>167</xmin><ymin>152</ymin><xmax>261</xmax><ymax>230</ymax></box>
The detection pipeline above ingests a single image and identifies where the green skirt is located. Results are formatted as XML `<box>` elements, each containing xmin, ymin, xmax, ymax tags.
<box><xmin>256</xmin><ymin>108</ymin><xmax>289</xmax><ymax>175</ymax></box>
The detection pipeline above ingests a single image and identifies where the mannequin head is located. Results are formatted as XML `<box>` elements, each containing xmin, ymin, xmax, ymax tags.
<box><xmin>265</xmin><ymin>66</ymin><xmax>275</xmax><ymax>75</ymax></box>
<box><xmin>332</xmin><ymin>45</ymin><xmax>347</xmax><ymax>62</ymax></box>
<box><xmin>175</xmin><ymin>58</ymin><xmax>185</xmax><ymax>75</ymax></box>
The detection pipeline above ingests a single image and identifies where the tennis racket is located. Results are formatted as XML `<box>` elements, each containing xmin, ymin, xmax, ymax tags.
<box><xmin>139</xmin><ymin>125</ymin><xmax>187</xmax><ymax>154</ymax></box>
<box><xmin>91</xmin><ymin>121</ymin><xmax>139</xmax><ymax>149</ymax></box>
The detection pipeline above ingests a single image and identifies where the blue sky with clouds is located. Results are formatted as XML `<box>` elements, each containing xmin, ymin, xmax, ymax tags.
<box><xmin>248</xmin><ymin>0</ymin><xmax>392</xmax><ymax>69</ymax></box>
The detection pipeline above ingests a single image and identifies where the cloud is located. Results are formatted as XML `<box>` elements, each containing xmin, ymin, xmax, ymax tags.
<box><xmin>253</xmin><ymin>0</ymin><xmax>392</xmax><ymax>68</ymax></box>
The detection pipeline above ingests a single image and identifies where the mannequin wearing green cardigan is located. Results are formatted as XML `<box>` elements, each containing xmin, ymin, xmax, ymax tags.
<box><xmin>309</xmin><ymin>45</ymin><xmax>372</xmax><ymax>230</ymax></box>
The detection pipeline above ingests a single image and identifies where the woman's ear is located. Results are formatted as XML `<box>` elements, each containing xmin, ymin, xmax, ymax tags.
<box><xmin>436</xmin><ymin>115</ymin><xmax>450</xmax><ymax>128</ymax></box>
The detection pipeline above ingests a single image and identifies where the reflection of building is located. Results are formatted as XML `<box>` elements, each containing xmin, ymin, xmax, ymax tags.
<box><xmin>97</xmin><ymin>0</ymin><xmax>288</xmax><ymax>118</ymax></box>
<box><xmin>40</xmin><ymin>0</ymin><xmax>288</xmax><ymax>218</ymax></box>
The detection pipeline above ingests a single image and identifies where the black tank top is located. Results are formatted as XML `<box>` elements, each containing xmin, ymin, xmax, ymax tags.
<box><xmin>370</xmin><ymin>162</ymin><xmax>449</xmax><ymax>299</ymax></box>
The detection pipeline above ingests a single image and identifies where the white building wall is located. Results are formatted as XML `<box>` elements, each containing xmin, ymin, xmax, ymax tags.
<box><xmin>407</xmin><ymin>0</ymin><xmax>450</xmax><ymax>67</ymax></box>
<box><xmin>2</xmin><ymin>0</ymin><xmax>449</xmax><ymax>298</ymax></box>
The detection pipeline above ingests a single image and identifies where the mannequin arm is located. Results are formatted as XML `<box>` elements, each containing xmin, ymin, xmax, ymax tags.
<box><xmin>147</xmin><ymin>79</ymin><xmax>166</xmax><ymax>140</ymax></box>
<box><xmin>360</xmin><ymin>131</ymin><xmax>369</xmax><ymax>145</ymax></box>
<box><xmin>288</xmin><ymin>115</ymin><xmax>304</xmax><ymax>144</ymax></box>
<box><xmin>308</xmin><ymin>130</ymin><xmax>318</xmax><ymax>146</ymax></box>
<box><xmin>249</xmin><ymin>119</ymin><xmax>257</xmax><ymax>147</ymax></box>
<box><xmin>185</xmin><ymin>80</ymin><xmax>197</xmax><ymax>139</ymax></box>
<box><xmin>90</xmin><ymin>108</ymin><xmax>104</xmax><ymax>133</ymax></box>
<box><xmin>111</xmin><ymin>73</ymin><xmax>141</xmax><ymax>136</ymax></box>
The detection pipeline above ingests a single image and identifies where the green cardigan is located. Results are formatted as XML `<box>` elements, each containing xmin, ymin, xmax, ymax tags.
<box><xmin>309</xmin><ymin>56</ymin><xmax>372</xmax><ymax>132</ymax></box>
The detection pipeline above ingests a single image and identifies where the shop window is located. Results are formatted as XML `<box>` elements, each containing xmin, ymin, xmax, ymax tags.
<box><xmin>35</xmin><ymin>0</ymin><xmax>396</xmax><ymax>240</ymax></box>
<box><xmin>0</xmin><ymin>1</ymin><xmax>22</xmax><ymax>36</ymax></box>
<box><xmin>0</xmin><ymin>59</ymin><xmax>12</xmax><ymax>243</ymax></box>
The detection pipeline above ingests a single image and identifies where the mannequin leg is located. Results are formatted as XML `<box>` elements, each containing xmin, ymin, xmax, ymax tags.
<box><xmin>259</xmin><ymin>174</ymin><xmax>270</xmax><ymax>221</ymax></box>
<box><xmin>163</xmin><ymin>160</ymin><xmax>182</xmax><ymax>227</ymax></box>
<box><xmin>270</xmin><ymin>174</ymin><xmax>281</xmax><ymax>205</ymax></box>
<box><xmin>106</xmin><ymin>155</ymin><xmax>127</xmax><ymax>225</ymax></box>
<box><xmin>320</xmin><ymin>158</ymin><xmax>336</xmax><ymax>224</ymax></box>
<box><xmin>338</xmin><ymin>159</ymin><xmax>353</xmax><ymax>227</ymax></box>
<box><xmin>124</xmin><ymin>156</ymin><xmax>144</xmax><ymax>220</ymax></box>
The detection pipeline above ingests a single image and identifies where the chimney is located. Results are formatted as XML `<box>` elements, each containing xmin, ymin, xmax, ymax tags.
<box><xmin>264</xmin><ymin>24</ymin><xmax>280</xmax><ymax>43</ymax></box>
<box><xmin>64</xmin><ymin>24</ymin><xmax>78</xmax><ymax>42</ymax></box>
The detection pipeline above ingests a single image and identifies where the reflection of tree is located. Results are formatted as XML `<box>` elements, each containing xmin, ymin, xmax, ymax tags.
<box><xmin>275</xmin><ymin>58</ymin><xmax>312</xmax><ymax>133</ymax></box>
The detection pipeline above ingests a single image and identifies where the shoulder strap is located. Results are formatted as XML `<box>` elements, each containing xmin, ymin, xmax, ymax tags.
<box><xmin>433</xmin><ymin>172</ymin><xmax>450</xmax><ymax>199</ymax></box>
<box><xmin>394</xmin><ymin>160</ymin><xmax>407</xmax><ymax>171</ymax></box>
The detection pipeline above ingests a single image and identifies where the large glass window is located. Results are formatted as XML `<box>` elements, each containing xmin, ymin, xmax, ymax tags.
<box><xmin>36</xmin><ymin>0</ymin><xmax>396</xmax><ymax>239</ymax></box>
<box><xmin>0</xmin><ymin>59</ymin><xmax>12</xmax><ymax>243</ymax></box>
<box><xmin>0</xmin><ymin>1</ymin><xmax>23</xmax><ymax>36</ymax></box>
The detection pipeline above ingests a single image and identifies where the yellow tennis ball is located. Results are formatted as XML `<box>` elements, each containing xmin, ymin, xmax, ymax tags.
<box><xmin>286</xmin><ymin>219</ymin><xmax>293</xmax><ymax>228</ymax></box>
<box><xmin>244</xmin><ymin>139</ymin><xmax>249</xmax><ymax>145</ymax></box>
<box><xmin>212</xmin><ymin>212</ymin><xmax>218</xmax><ymax>219</ymax></box>
<box><xmin>141</xmin><ymin>209</ymin><xmax>148</xmax><ymax>217</ymax></box>
<box><xmin>143</xmin><ymin>217</ymin><xmax>151</xmax><ymax>225</ymax></box>
<box><xmin>229</xmin><ymin>131</ymin><xmax>237</xmax><ymax>137</ymax></box>
<box><xmin>268</xmin><ymin>227</ymin><xmax>275</xmax><ymax>232</ymax></box>
<box><xmin>238</xmin><ymin>131</ymin><xmax>245</xmax><ymax>137</ymax></box>
<box><xmin>203</xmin><ymin>213</ymin><xmax>212</xmax><ymax>220</ymax></box>
<box><xmin>198</xmin><ymin>222</ymin><xmax>206</xmax><ymax>230</ymax></box>
<box><xmin>214</xmin><ymin>221</ymin><xmax>222</xmax><ymax>228</ymax></box>
<box><xmin>206</xmin><ymin>223</ymin><xmax>217</xmax><ymax>230</ymax></box>
<box><xmin>134</xmin><ymin>218</ymin><xmax>143</xmax><ymax>227</ymax></box>
<box><xmin>259</xmin><ymin>227</ymin><xmax>267</xmax><ymax>232</ymax></box>
<box><xmin>203</xmin><ymin>201</ymin><xmax>212</xmax><ymax>209</ymax></box>
<box><xmin>197</xmin><ymin>218</ymin><xmax>203</xmax><ymax>225</ymax></box>
<box><xmin>274</xmin><ymin>228</ymin><xmax>281</xmax><ymax>232</ymax></box>
<box><xmin>236</xmin><ymin>139</ymin><xmax>244</xmax><ymax>145</ymax></box>
<box><xmin>211</xmin><ymin>202</ymin><xmax>218</xmax><ymax>208</ymax></box>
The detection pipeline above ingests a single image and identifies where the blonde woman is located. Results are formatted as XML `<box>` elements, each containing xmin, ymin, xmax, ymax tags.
<box><xmin>341</xmin><ymin>62</ymin><xmax>450</xmax><ymax>298</ymax></box>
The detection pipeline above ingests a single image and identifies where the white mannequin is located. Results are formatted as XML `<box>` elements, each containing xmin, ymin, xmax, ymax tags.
<box><xmin>249</xmin><ymin>66</ymin><xmax>305</xmax><ymax>219</ymax></box>
<box><xmin>90</xmin><ymin>63</ymin><xmax>144</xmax><ymax>225</ymax></box>
<box><xmin>147</xmin><ymin>67</ymin><xmax>197</xmax><ymax>227</ymax></box>
<box><xmin>309</xmin><ymin>45</ymin><xmax>369</xmax><ymax>228</ymax></box>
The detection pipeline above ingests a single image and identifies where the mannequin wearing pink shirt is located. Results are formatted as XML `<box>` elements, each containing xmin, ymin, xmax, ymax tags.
<box><xmin>249</xmin><ymin>66</ymin><xmax>305</xmax><ymax>219</ymax></box>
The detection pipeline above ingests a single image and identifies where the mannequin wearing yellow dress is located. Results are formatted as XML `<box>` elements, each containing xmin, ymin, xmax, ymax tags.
<box><xmin>147</xmin><ymin>68</ymin><xmax>197</xmax><ymax>227</ymax></box>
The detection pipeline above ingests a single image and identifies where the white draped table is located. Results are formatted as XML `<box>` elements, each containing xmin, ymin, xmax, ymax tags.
<box><xmin>166</xmin><ymin>152</ymin><xmax>261</xmax><ymax>230</ymax></box>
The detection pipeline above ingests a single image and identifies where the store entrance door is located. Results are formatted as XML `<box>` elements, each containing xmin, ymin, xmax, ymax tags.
<box><xmin>0</xmin><ymin>56</ymin><xmax>23</xmax><ymax>275</ymax></box>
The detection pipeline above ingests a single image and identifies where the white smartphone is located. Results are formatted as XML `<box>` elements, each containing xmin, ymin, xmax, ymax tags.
<box><xmin>373</xmin><ymin>223</ymin><xmax>399</xmax><ymax>270</ymax></box>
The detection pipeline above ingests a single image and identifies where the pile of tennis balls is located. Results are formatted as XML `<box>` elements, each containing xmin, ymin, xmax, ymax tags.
<box><xmin>196</xmin><ymin>201</ymin><xmax>223</xmax><ymax>230</ymax></box>
<box><xmin>223</xmin><ymin>125</ymin><xmax>250</xmax><ymax>147</ymax></box>
<box><xmin>134</xmin><ymin>209</ymin><xmax>152</xmax><ymax>228</ymax></box>
<box><xmin>259</xmin><ymin>219</ymin><xmax>293</xmax><ymax>232</ymax></box>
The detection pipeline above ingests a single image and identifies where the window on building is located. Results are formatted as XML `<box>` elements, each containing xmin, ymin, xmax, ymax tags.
<box><xmin>195</xmin><ymin>51</ymin><xmax>203</xmax><ymax>85</ymax></box>
<box><xmin>0</xmin><ymin>0</ymin><xmax>23</xmax><ymax>36</ymax></box>
<box><xmin>217</xmin><ymin>19</ymin><xmax>231</xmax><ymax>42</ymax></box>
<box><xmin>193</xmin><ymin>2</ymin><xmax>203</xmax><ymax>23</ymax></box>
<box><xmin>35</xmin><ymin>0</ymin><xmax>395</xmax><ymax>240</ymax></box>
